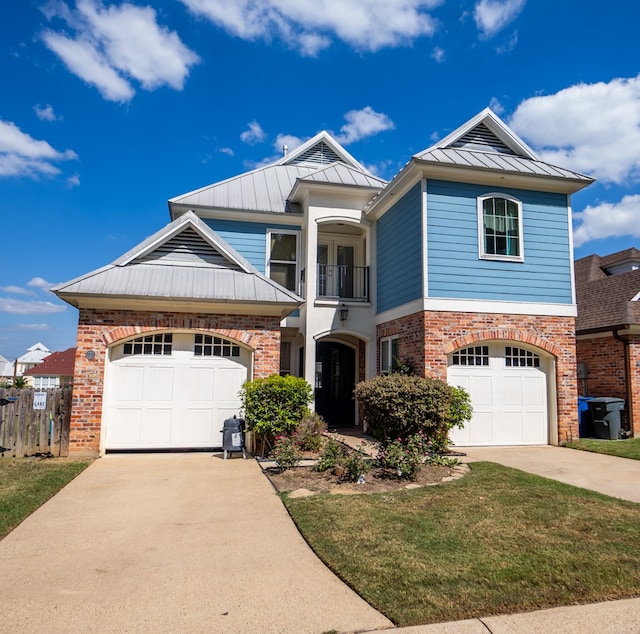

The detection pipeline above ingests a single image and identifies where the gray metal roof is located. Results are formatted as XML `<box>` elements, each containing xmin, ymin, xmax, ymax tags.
<box><xmin>53</xmin><ymin>211</ymin><xmax>302</xmax><ymax>309</ymax></box>
<box><xmin>414</xmin><ymin>147</ymin><xmax>593</xmax><ymax>183</ymax></box>
<box><xmin>298</xmin><ymin>162</ymin><xmax>386</xmax><ymax>188</ymax></box>
<box><xmin>169</xmin><ymin>131</ymin><xmax>381</xmax><ymax>215</ymax></box>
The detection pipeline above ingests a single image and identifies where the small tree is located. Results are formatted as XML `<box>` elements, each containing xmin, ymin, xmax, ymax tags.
<box><xmin>240</xmin><ymin>374</ymin><xmax>312</xmax><ymax>454</ymax></box>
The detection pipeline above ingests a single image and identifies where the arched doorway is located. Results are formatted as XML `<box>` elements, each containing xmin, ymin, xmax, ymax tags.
<box><xmin>315</xmin><ymin>341</ymin><xmax>356</xmax><ymax>427</ymax></box>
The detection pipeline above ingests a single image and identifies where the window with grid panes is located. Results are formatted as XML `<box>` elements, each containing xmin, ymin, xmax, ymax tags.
<box><xmin>123</xmin><ymin>333</ymin><xmax>173</xmax><ymax>356</ymax></box>
<box><xmin>194</xmin><ymin>334</ymin><xmax>240</xmax><ymax>357</ymax></box>
<box><xmin>451</xmin><ymin>345</ymin><xmax>489</xmax><ymax>366</ymax></box>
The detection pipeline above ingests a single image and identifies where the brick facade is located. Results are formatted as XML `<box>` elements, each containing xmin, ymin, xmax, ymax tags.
<box><xmin>576</xmin><ymin>335</ymin><xmax>640</xmax><ymax>435</ymax></box>
<box><xmin>377</xmin><ymin>310</ymin><xmax>578</xmax><ymax>444</ymax></box>
<box><xmin>70</xmin><ymin>309</ymin><xmax>281</xmax><ymax>456</ymax></box>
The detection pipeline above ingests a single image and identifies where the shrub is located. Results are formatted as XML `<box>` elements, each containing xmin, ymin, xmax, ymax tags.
<box><xmin>378</xmin><ymin>432</ymin><xmax>430</xmax><ymax>480</ymax></box>
<box><xmin>341</xmin><ymin>444</ymin><xmax>374</xmax><ymax>482</ymax></box>
<box><xmin>269</xmin><ymin>435</ymin><xmax>302</xmax><ymax>471</ymax></box>
<box><xmin>241</xmin><ymin>374</ymin><xmax>312</xmax><ymax>453</ymax></box>
<box><xmin>355</xmin><ymin>374</ymin><xmax>459</xmax><ymax>442</ymax></box>
<box><xmin>313</xmin><ymin>436</ymin><xmax>349</xmax><ymax>472</ymax></box>
<box><xmin>294</xmin><ymin>412</ymin><xmax>327</xmax><ymax>452</ymax></box>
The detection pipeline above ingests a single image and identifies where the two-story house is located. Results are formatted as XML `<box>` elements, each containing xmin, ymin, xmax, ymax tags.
<box><xmin>54</xmin><ymin>109</ymin><xmax>594</xmax><ymax>456</ymax></box>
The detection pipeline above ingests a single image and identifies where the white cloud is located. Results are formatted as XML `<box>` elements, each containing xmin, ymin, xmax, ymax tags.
<box><xmin>274</xmin><ymin>133</ymin><xmax>304</xmax><ymax>155</ymax></box>
<box><xmin>0</xmin><ymin>298</ymin><xmax>66</xmax><ymax>315</ymax></box>
<box><xmin>474</xmin><ymin>0</ymin><xmax>525</xmax><ymax>38</ymax></box>
<box><xmin>34</xmin><ymin>104</ymin><xmax>58</xmax><ymax>121</ymax></box>
<box><xmin>240</xmin><ymin>121</ymin><xmax>267</xmax><ymax>145</ymax></box>
<box><xmin>333</xmin><ymin>107</ymin><xmax>395</xmax><ymax>144</ymax></box>
<box><xmin>489</xmin><ymin>96</ymin><xmax>505</xmax><ymax>114</ymax></box>
<box><xmin>509</xmin><ymin>75</ymin><xmax>640</xmax><ymax>184</ymax></box>
<box><xmin>179</xmin><ymin>0</ymin><xmax>442</xmax><ymax>55</ymax></box>
<box><xmin>41</xmin><ymin>0</ymin><xmax>200</xmax><ymax>102</ymax></box>
<box><xmin>66</xmin><ymin>173</ymin><xmax>80</xmax><ymax>187</ymax></box>
<box><xmin>573</xmin><ymin>195</ymin><xmax>640</xmax><ymax>248</ymax></box>
<box><xmin>0</xmin><ymin>286</ymin><xmax>35</xmax><ymax>296</ymax></box>
<box><xmin>431</xmin><ymin>46</ymin><xmax>445</xmax><ymax>63</ymax></box>
<box><xmin>0</xmin><ymin>119</ymin><xmax>77</xmax><ymax>178</ymax></box>
<box><xmin>16</xmin><ymin>323</ymin><xmax>51</xmax><ymax>331</ymax></box>
<box><xmin>28</xmin><ymin>277</ymin><xmax>56</xmax><ymax>290</ymax></box>
<box><xmin>218</xmin><ymin>147</ymin><xmax>234</xmax><ymax>156</ymax></box>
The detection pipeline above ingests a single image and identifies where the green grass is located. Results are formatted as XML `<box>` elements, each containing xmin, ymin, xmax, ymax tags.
<box><xmin>0</xmin><ymin>458</ymin><xmax>91</xmax><ymax>539</ymax></box>
<box><xmin>284</xmin><ymin>462</ymin><xmax>640</xmax><ymax>627</ymax></box>
<box><xmin>564</xmin><ymin>437</ymin><xmax>640</xmax><ymax>460</ymax></box>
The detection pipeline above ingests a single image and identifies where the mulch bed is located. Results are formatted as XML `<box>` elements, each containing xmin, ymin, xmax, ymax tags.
<box><xmin>263</xmin><ymin>463</ymin><xmax>454</xmax><ymax>495</ymax></box>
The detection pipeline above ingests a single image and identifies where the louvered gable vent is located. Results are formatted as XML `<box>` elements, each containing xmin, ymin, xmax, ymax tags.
<box><xmin>451</xmin><ymin>123</ymin><xmax>516</xmax><ymax>155</ymax></box>
<box><xmin>289</xmin><ymin>141</ymin><xmax>342</xmax><ymax>166</ymax></box>
<box><xmin>135</xmin><ymin>228</ymin><xmax>240</xmax><ymax>269</ymax></box>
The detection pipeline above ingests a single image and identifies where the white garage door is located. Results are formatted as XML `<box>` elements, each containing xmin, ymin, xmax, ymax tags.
<box><xmin>447</xmin><ymin>343</ymin><xmax>548</xmax><ymax>447</ymax></box>
<box><xmin>104</xmin><ymin>332</ymin><xmax>250</xmax><ymax>450</ymax></box>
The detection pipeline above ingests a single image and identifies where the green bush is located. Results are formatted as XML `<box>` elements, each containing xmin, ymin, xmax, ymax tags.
<box><xmin>341</xmin><ymin>444</ymin><xmax>374</xmax><ymax>482</ymax></box>
<box><xmin>241</xmin><ymin>374</ymin><xmax>312</xmax><ymax>452</ymax></box>
<box><xmin>355</xmin><ymin>374</ymin><xmax>471</xmax><ymax>447</ymax></box>
<box><xmin>378</xmin><ymin>431</ymin><xmax>430</xmax><ymax>480</ymax></box>
<box><xmin>313</xmin><ymin>436</ymin><xmax>349</xmax><ymax>472</ymax></box>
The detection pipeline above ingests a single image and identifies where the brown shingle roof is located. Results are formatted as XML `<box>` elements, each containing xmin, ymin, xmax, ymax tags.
<box><xmin>24</xmin><ymin>348</ymin><xmax>76</xmax><ymax>377</ymax></box>
<box><xmin>575</xmin><ymin>253</ymin><xmax>640</xmax><ymax>332</ymax></box>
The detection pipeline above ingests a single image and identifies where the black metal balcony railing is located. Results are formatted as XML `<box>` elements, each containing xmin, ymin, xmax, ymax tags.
<box><xmin>317</xmin><ymin>264</ymin><xmax>369</xmax><ymax>301</ymax></box>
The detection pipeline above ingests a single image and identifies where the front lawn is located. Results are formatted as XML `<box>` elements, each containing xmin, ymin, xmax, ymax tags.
<box><xmin>564</xmin><ymin>437</ymin><xmax>640</xmax><ymax>460</ymax></box>
<box><xmin>284</xmin><ymin>462</ymin><xmax>640</xmax><ymax>627</ymax></box>
<box><xmin>0</xmin><ymin>458</ymin><xmax>91</xmax><ymax>539</ymax></box>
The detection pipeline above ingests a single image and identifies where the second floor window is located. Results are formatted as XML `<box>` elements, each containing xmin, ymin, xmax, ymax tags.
<box><xmin>268</xmin><ymin>231</ymin><xmax>298</xmax><ymax>292</ymax></box>
<box><xmin>478</xmin><ymin>194</ymin><xmax>523</xmax><ymax>261</ymax></box>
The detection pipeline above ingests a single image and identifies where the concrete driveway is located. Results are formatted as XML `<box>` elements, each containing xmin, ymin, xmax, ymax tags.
<box><xmin>457</xmin><ymin>444</ymin><xmax>640</xmax><ymax>503</ymax></box>
<box><xmin>1</xmin><ymin>453</ymin><xmax>392</xmax><ymax>634</ymax></box>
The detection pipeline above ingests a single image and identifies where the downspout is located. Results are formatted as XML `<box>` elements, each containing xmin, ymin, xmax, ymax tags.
<box><xmin>613</xmin><ymin>329</ymin><xmax>633</xmax><ymax>434</ymax></box>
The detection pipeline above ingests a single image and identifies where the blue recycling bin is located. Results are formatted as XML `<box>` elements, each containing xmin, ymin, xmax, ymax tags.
<box><xmin>578</xmin><ymin>396</ymin><xmax>594</xmax><ymax>438</ymax></box>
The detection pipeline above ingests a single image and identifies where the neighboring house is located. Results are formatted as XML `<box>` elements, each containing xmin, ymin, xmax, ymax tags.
<box><xmin>0</xmin><ymin>354</ymin><xmax>14</xmax><ymax>383</ymax></box>
<box><xmin>54</xmin><ymin>108</ymin><xmax>594</xmax><ymax>456</ymax></box>
<box><xmin>15</xmin><ymin>343</ymin><xmax>51</xmax><ymax>383</ymax></box>
<box><xmin>575</xmin><ymin>248</ymin><xmax>640</xmax><ymax>436</ymax></box>
<box><xmin>23</xmin><ymin>347</ymin><xmax>76</xmax><ymax>389</ymax></box>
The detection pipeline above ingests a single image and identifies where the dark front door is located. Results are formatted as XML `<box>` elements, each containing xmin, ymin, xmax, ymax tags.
<box><xmin>315</xmin><ymin>342</ymin><xmax>356</xmax><ymax>427</ymax></box>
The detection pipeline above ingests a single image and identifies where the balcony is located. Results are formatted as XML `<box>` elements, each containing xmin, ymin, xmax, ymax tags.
<box><xmin>317</xmin><ymin>264</ymin><xmax>369</xmax><ymax>301</ymax></box>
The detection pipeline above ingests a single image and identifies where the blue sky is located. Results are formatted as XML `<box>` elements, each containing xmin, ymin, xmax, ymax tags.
<box><xmin>1</xmin><ymin>0</ymin><xmax>638</xmax><ymax>361</ymax></box>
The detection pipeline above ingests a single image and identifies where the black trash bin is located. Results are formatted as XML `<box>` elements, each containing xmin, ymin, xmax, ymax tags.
<box><xmin>221</xmin><ymin>416</ymin><xmax>246</xmax><ymax>459</ymax></box>
<box><xmin>588</xmin><ymin>397</ymin><xmax>625</xmax><ymax>440</ymax></box>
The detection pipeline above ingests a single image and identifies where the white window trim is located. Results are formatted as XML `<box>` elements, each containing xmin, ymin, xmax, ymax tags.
<box><xmin>266</xmin><ymin>228</ymin><xmax>300</xmax><ymax>293</ymax></box>
<box><xmin>477</xmin><ymin>193</ymin><xmax>524</xmax><ymax>263</ymax></box>
<box><xmin>380</xmin><ymin>335</ymin><xmax>400</xmax><ymax>374</ymax></box>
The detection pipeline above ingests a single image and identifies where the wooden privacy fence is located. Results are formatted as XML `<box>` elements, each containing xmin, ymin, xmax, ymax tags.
<box><xmin>0</xmin><ymin>387</ymin><xmax>72</xmax><ymax>457</ymax></box>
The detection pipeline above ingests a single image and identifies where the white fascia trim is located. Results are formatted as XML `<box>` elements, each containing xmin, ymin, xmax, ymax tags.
<box><xmin>424</xmin><ymin>297</ymin><xmax>577</xmax><ymax>317</ymax></box>
<box><xmin>422</xmin><ymin>179</ymin><xmax>429</xmax><ymax>298</ymax></box>
<box><xmin>567</xmin><ymin>199</ymin><xmax>577</xmax><ymax>304</ymax></box>
<box><xmin>316</xmin><ymin>215</ymin><xmax>371</xmax><ymax>228</ymax></box>
<box><xmin>173</xmin><ymin>205</ymin><xmax>304</xmax><ymax>227</ymax></box>
<box><xmin>375</xmin><ymin>299</ymin><xmax>424</xmax><ymax>325</ymax></box>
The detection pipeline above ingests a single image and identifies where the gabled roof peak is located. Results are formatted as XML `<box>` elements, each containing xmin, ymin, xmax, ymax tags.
<box><xmin>418</xmin><ymin>108</ymin><xmax>538</xmax><ymax>160</ymax></box>
<box><xmin>277</xmin><ymin>131</ymin><xmax>374</xmax><ymax>175</ymax></box>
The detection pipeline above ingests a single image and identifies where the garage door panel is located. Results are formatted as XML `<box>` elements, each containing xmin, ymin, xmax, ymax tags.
<box><xmin>469</xmin><ymin>412</ymin><xmax>494</xmax><ymax>444</ymax></box>
<box><xmin>145</xmin><ymin>366</ymin><xmax>175</xmax><ymax>401</ymax></box>
<box><xmin>521</xmin><ymin>375</ymin><xmax>545</xmax><ymax>406</ymax></box>
<box><xmin>522</xmin><ymin>412</ymin><xmax>547</xmax><ymax>443</ymax></box>
<box><xmin>188</xmin><ymin>367</ymin><xmax>217</xmax><ymax>401</ymax></box>
<box><xmin>140</xmin><ymin>409</ymin><xmax>172</xmax><ymax>445</ymax></box>
<box><xmin>113</xmin><ymin>366</ymin><xmax>145</xmax><ymax>401</ymax></box>
<box><xmin>213</xmin><ymin>367</ymin><xmax>247</xmax><ymax>400</ymax></box>
<box><xmin>172</xmin><ymin>408</ymin><xmax>217</xmax><ymax>446</ymax></box>
<box><xmin>107</xmin><ymin>408</ymin><xmax>143</xmax><ymax>446</ymax></box>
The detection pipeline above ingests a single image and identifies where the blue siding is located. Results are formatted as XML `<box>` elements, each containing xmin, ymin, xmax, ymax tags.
<box><xmin>204</xmin><ymin>219</ymin><xmax>299</xmax><ymax>274</ymax></box>
<box><xmin>426</xmin><ymin>180</ymin><xmax>572</xmax><ymax>304</ymax></box>
<box><xmin>376</xmin><ymin>183</ymin><xmax>423</xmax><ymax>313</ymax></box>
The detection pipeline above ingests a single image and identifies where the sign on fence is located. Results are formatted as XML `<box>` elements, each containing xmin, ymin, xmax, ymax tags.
<box><xmin>33</xmin><ymin>392</ymin><xmax>47</xmax><ymax>410</ymax></box>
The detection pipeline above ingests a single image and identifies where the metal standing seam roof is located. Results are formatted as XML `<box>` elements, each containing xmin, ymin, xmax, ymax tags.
<box><xmin>53</xmin><ymin>211</ymin><xmax>302</xmax><ymax>308</ymax></box>
<box><xmin>169</xmin><ymin>131</ymin><xmax>383</xmax><ymax>215</ymax></box>
<box><xmin>414</xmin><ymin>147</ymin><xmax>593</xmax><ymax>183</ymax></box>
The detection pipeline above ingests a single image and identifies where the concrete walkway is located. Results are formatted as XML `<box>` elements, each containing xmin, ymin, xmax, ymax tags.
<box><xmin>1</xmin><ymin>453</ymin><xmax>392</xmax><ymax>633</ymax></box>
<box><xmin>457</xmin><ymin>444</ymin><xmax>640</xmax><ymax>503</ymax></box>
